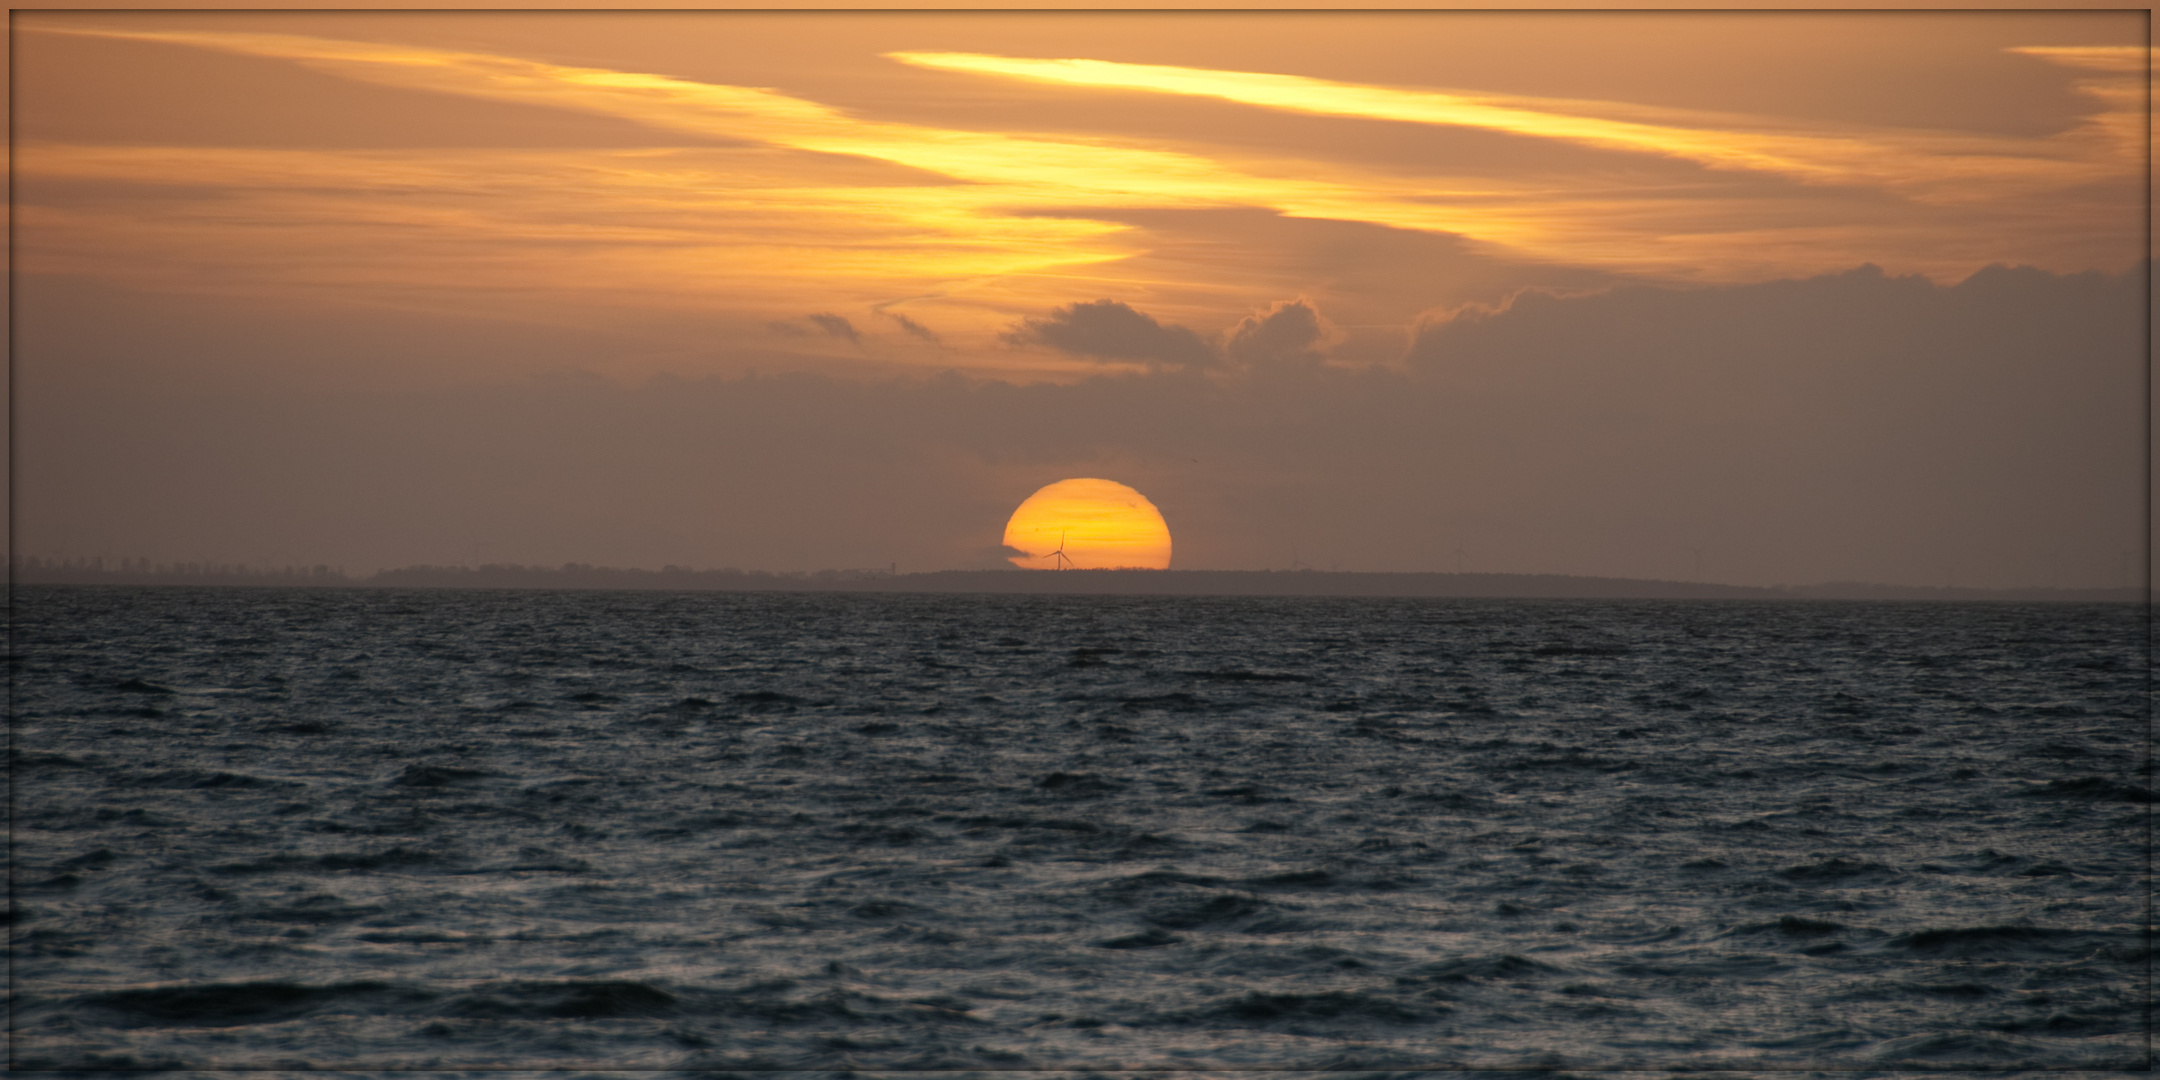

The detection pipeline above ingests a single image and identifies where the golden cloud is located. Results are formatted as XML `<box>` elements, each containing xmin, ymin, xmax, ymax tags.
<box><xmin>16</xmin><ymin>25</ymin><xmax>2144</xmax><ymax>367</ymax></box>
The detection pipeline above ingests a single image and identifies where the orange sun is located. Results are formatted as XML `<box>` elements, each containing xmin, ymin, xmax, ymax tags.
<box><xmin>1003</xmin><ymin>478</ymin><xmax>1173</xmax><ymax>570</ymax></box>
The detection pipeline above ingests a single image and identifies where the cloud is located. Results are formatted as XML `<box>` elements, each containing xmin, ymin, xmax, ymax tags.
<box><xmin>882</xmin><ymin>311</ymin><xmax>943</xmax><ymax>346</ymax></box>
<box><xmin>2007</xmin><ymin>45</ymin><xmax>2148</xmax><ymax>74</ymax></box>
<box><xmin>2005</xmin><ymin>45</ymin><xmax>2150</xmax><ymax>163</ymax></box>
<box><xmin>19</xmin><ymin>25</ymin><xmax>2140</xmax><ymax>327</ymax></box>
<box><xmin>23</xmin><ymin>263</ymin><xmax>2139</xmax><ymax>588</ymax></box>
<box><xmin>1002</xmin><ymin>300</ymin><xmax>1216</xmax><ymax>369</ymax></box>
<box><xmin>1224</xmin><ymin>298</ymin><xmax>1337</xmax><ymax>371</ymax></box>
<box><xmin>890</xmin><ymin>51</ymin><xmax>2133</xmax><ymax>195</ymax></box>
<box><xmin>1394</xmin><ymin>263</ymin><xmax>2141</xmax><ymax>587</ymax></box>
<box><xmin>977</xmin><ymin>543</ymin><xmax>1032</xmax><ymax>567</ymax></box>
<box><xmin>40</xmin><ymin>27</ymin><xmax>1496</xmax><ymax>242</ymax></box>
<box><xmin>806</xmin><ymin>312</ymin><xmax>860</xmax><ymax>344</ymax></box>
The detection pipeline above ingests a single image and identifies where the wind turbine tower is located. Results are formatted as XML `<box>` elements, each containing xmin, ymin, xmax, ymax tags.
<box><xmin>1043</xmin><ymin>530</ymin><xmax>1074</xmax><ymax>571</ymax></box>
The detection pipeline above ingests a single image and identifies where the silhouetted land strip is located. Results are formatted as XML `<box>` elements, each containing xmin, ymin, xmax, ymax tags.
<box><xmin>13</xmin><ymin>557</ymin><xmax>2140</xmax><ymax>602</ymax></box>
<box><xmin>873</xmin><ymin>570</ymin><xmax>2141</xmax><ymax>602</ymax></box>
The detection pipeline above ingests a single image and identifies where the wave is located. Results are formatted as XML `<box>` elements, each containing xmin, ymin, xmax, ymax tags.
<box><xmin>1037</xmin><ymin>771</ymin><xmax>1125</xmax><ymax>793</ymax></box>
<box><xmin>2020</xmin><ymin>776</ymin><xmax>2155</xmax><ymax>802</ymax></box>
<box><xmin>1407</xmin><ymin>953</ymin><xmax>1561</xmax><ymax>982</ymax></box>
<box><xmin>1887</xmin><ymin>925</ymin><xmax>2114</xmax><ymax>957</ymax></box>
<box><xmin>389</xmin><ymin>764</ymin><xmax>499</xmax><ymax>787</ymax></box>
<box><xmin>72</xmin><ymin>980</ymin><xmax>433</xmax><ymax>1028</ymax></box>
<box><xmin>114</xmin><ymin>769</ymin><xmax>301</xmax><ymax>790</ymax></box>
<box><xmin>1774</xmin><ymin>858</ymin><xmax>1896</xmax><ymax>882</ymax></box>
<box><xmin>211</xmin><ymin>846</ymin><xmax>446</xmax><ymax>874</ymax></box>
<box><xmin>1181</xmin><ymin>989</ymin><xmax>1435</xmax><ymax>1025</ymax></box>
<box><xmin>441</xmin><ymin>980</ymin><xmax>677</xmax><ymax>1020</ymax></box>
<box><xmin>56</xmin><ymin>977</ymin><xmax>995</xmax><ymax>1033</ymax></box>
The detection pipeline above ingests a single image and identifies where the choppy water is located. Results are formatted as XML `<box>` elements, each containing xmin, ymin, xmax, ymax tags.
<box><xmin>9</xmin><ymin>586</ymin><xmax>2151</xmax><ymax>1071</ymax></box>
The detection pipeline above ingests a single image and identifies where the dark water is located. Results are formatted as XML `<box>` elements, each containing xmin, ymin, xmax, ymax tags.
<box><xmin>10</xmin><ymin>586</ymin><xmax>2150</xmax><ymax>1071</ymax></box>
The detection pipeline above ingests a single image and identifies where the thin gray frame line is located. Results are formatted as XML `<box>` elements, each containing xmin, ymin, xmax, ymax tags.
<box><xmin>1</xmin><ymin>1065</ymin><xmax>2144</xmax><ymax>1074</ymax></box>
<box><xmin>8</xmin><ymin>4</ymin><xmax>2151</xmax><ymax>1075</ymax></box>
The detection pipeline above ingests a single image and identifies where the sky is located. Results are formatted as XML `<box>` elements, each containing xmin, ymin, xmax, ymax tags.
<box><xmin>13</xmin><ymin>11</ymin><xmax>2149</xmax><ymax>586</ymax></box>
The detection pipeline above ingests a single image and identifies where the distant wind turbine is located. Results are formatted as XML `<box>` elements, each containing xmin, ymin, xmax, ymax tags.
<box><xmin>1451</xmin><ymin>545</ymin><xmax>1467</xmax><ymax>575</ymax></box>
<box><xmin>1043</xmin><ymin>530</ymin><xmax>1073</xmax><ymax>571</ymax></box>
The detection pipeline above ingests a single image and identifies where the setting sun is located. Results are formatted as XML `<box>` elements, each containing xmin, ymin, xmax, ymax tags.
<box><xmin>1003</xmin><ymin>478</ymin><xmax>1172</xmax><ymax>570</ymax></box>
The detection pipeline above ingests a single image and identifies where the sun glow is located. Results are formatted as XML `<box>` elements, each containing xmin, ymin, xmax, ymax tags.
<box><xmin>1003</xmin><ymin>479</ymin><xmax>1172</xmax><ymax>571</ymax></box>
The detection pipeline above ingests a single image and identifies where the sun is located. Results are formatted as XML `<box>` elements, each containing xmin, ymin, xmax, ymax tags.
<box><xmin>1003</xmin><ymin>479</ymin><xmax>1173</xmax><ymax>570</ymax></box>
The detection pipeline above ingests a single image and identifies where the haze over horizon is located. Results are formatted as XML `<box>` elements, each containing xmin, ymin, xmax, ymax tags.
<box><xmin>14</xmin><ymin>12</ymin><xmax>2147</xmax><ymax>589</ymax></box>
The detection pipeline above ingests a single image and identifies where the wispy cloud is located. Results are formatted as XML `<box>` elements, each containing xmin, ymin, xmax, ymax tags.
<box><xmin>17</xmin><ymin>143</ymin><xmax>1130</xmax><ymax>299</ymax></box>
<box><xmin>2004</xmin><ymin>46</ymin><xmax>2151</xmax><ymax>162</ymax></box>
<box><xmin>879</xmin><ymin>311</ymin><xmax>944</xmax><ymax>346</ymax></box>
<box><xmin>2009</xmin><ymin>44</ymin><xmax>2149</xmax><ymax>73</ymax></box>
<box><xmin>25</xmin><ymin>28</ymin><xmax>1599</xmax><ymax>315</ymax></box>
<box><xmin>46</xmin><ymin>29</ymin><xmax>1495</xmax><ymax>225</ymax></box>
<box><xmin>889</xmin><ymin>51</ymin><xmax>2136</xmax><ymax>200</ymax></box>
<box><xmin>16</xmin><ymin>25</ymin><xmax>2143</xmax><ymax>366</ymax></box>
<box><xmin>806</xmin><ymin>313</ymin><xmax>861</xmax><ymax>344</ymax></box>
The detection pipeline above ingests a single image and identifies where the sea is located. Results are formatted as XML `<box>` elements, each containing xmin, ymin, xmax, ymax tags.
<box><xmin>9</xmin><ymin>585</ymin><xmax>2151</xmax><ymax>1073</ymax></box>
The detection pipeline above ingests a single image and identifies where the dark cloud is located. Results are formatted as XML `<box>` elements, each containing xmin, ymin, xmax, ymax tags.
<box><xmin>975</xmin><ymin>543</ymin><xmax>1032</xmax><ymax>568</ymax></box>
<box><xmin>1407</xmin><ymin>263</ymin><xmax>2138</xmax><ymax>408</ymax></box>
<box><xmin>806</xmin><ymin>312</ymin><xmax>860</xmax><ymax>344</ymax></box>
<box><xmin>882</xmin><ymin>311</ymin><xmax>943</xmax><ymax>346</ymax></box>
<box><xmin>16</xmin><ymin>264</ymin><xmax>2142</xmax><ymax>588</ymax></box>
<box><xmin>1002</xmin><ymin>299</ymin><xmax>1216</xmax><ymax>369</ymax></box>
<box><xmin>1050</xmin><ymin>208</ymin><xmax>1626</xmax><ymax>367</ymax></box>
<box><xmin>1225</xmin><ymin>298</ymin><xmax>1334</xmax><ymax>371</ymax></box>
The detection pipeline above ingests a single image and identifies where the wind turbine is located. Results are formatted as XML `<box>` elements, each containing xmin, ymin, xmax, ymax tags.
<box><xmin>1043</xmin><ymin>530</ymin><xmax>1073</xmax><ymax>571</ymax></box>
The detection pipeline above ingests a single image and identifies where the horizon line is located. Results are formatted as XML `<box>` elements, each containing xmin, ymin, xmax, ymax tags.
<box><xmin>11</xmin><ymin>556</ymin><xmax>2143</xmax><ymax>602</ymax></box>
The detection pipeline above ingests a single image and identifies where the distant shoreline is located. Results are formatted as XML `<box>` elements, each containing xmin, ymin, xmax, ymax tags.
<box><xmin>10</xmin><ymin>559</ymin><xmax>2142</xmax><ymax>602</ymax></box>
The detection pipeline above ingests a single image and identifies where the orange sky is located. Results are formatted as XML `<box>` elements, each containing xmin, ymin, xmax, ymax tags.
<box><xmin>11</xmin><ymin>11</ymin><xmax>2149</xmax><ymax>586</ymax></box>
<box><xmin>15</xmin><ymin>12</ymin><xmax>2146</xmax><ymax>381</ymax></box>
